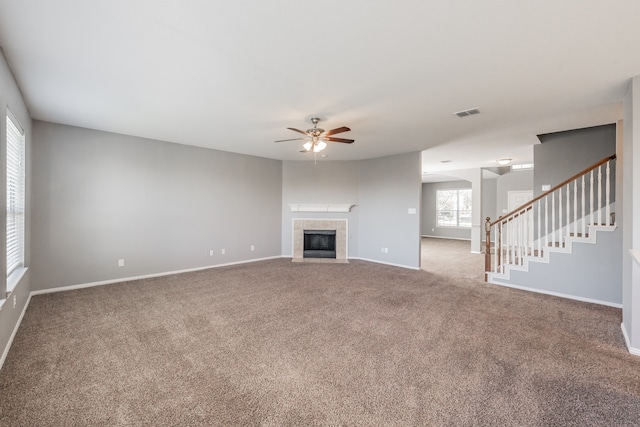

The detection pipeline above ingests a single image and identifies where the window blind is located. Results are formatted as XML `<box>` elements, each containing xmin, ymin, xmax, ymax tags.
<box><xmin>6</xmin><ymin>113</ymin><xmax>25</xmax><ymax>278</ymax></box>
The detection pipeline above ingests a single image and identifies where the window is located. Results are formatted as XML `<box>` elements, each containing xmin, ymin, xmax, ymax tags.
<box><xmin>7</xmin><ymin>113</ymin><xmax>25</xmax><ymax>279</ymax></box>
<box><xmin>436</xmin><ymin>189</ymin><xmax>471</xmax><ymax>227</ymax></box>
<box><xmin>511</xmin><ymin>163</ymin><xmax>533</xmax><ymax>171</ymax></box>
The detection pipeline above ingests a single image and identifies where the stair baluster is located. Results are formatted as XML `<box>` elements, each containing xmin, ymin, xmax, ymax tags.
<box><xmin>581</xmin><ymin>175</ymin><xmax>586</xmax><ymax>236</ymax></box>
<box><xmin>606</xmin><ymin>161</ymin><xmax>611</xmax><ymax>225</ymax></box>
<box><xmin>551</xmin><ymin>193</ymin><xmax>556</xmax><ymax>248</ymax></box>
<box><xmin>590</xmin><ymin>170</ymin><xmax>594</xmax><ymax>229</ymax></box>
<box><xmin>537</xmin><ymin>202</ymin><xmax>542</xmax><ymax>257</ymax></box>
<box><xmin>573</xmin><ymin>179</ymin><xmax>578</xmax><ymax>238</ymax></box>
<box><xmin>598</xmin><ymin>165</ymin><xmax>602</xmax><ymax>226</ymax></box>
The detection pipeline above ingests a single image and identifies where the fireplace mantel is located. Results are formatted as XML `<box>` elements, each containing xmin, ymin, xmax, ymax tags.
<box><xmin>288</xmin><ymin>204</ymin><xmax>355</xmax><ymax>213</ymax></box>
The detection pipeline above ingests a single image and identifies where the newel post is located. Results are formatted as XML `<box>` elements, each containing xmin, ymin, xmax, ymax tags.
<box><xmin>484</xmin><ymin>217</ymin><xmax>491</xmax><ymax>281</ymax></box>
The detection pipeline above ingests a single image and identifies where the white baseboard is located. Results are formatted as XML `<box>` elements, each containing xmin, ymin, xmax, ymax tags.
<box><xmin>350</xmin><ymin>257</ymin><xmax>420</xmax><ymax>270</ymax></box>
<box><xmin>621</xmin><ymin>323</ymin><xmax>640</xmax><ymax>356</ymax></box>
<box><xmin>421</xmin><ymin>235</ymin><xmax>471</xmax><ymax>241</ymax></box>
<box><xmin>0</xmin><ymin>293</ymin><xmax>32</xmax><ymax>371</ymax></box>
<box><xmin>31</xmin><ymin>256</ymin><xmax>282</xmax><ymax>296</ymax></box>
<box><xmin>489</xmin><ymin>280</ymin><xmax>622</xmax><ymax>309</ymax></box>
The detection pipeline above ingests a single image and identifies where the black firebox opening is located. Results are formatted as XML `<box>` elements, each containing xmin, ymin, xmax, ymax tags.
<box><xmin>303</xmin><ymin>230</ymin><xmax>337</xmax><ymax>259</ymax></box>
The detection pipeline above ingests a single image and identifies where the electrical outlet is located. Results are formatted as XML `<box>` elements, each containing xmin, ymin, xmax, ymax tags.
<box><xmin>251</xmin><ymin>245</ymin><xmax>255</xmax><ymax>251</ymax></box>
<box><xmin>381</xmin><ymin>247</ymin><xmax>385</xmax><ymax>253</ymax></box>
<box><xmin>384</xmin><ymin>248</ymin><xmax>389</xmax><ymax>253</ymax></box>
<box><xmin>13</xmin><ymin>295</ymin><xmax>16</xmax><ymax>308</ymax></box>
<box><xmin>118</xmin><ymin>259</ymin><xmax>125</xmax><ymax>267</ymax></box>
<box><xmin>209</xmin><ymin>250</ymin><xmax>214</xmax><ymax>256</ymax></box>
<box><xmin>221</xmin><ymin>249</ymin><xmax>226</xmax><ymax>255</ymax></box>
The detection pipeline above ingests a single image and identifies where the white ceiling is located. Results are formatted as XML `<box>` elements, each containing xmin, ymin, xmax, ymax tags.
<box><xmin>0</xmin><ymin>1</ymin><xmax>636</xmax><ymax>177</ymax></box>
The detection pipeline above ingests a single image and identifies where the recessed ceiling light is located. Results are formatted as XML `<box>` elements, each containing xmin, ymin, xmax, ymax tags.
<box><xmin>497</xmin><ymin>158</ymin><xmax>512</xmax><ymax>165</ymax></box>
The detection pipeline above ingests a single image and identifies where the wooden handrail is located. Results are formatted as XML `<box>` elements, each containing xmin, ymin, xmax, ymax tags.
<box><xmin>489</xmin><ymin>154</ymin><xmax>616</xmax><ymax>227</ymax></box>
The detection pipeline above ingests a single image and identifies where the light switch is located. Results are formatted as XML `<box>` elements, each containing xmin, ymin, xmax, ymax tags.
<box><xmin>408</xmin><ymin>208</ymin><xmax>417</xmax><ymax>214</ymax></box>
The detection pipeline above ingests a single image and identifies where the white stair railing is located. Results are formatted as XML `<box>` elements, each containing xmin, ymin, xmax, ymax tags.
<box><xmin>485</xmin><ymin>154</ymin><xmax>616</xmax><ymax>281</ymax></box>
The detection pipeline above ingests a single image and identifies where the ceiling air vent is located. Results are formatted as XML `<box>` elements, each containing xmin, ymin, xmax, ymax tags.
<box><xmin>454</xmin><ymin>108</ymin><xmax>480</xmax><ymax>118</ymax></box>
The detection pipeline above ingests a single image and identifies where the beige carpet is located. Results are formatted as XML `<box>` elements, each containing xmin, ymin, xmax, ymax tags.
<box><xmin>0</xmin><ymin>254</ymin><xmax>639</xmax><ymax>426</ymax></box>
<box><xmin>421</xmin><ymin>237</ymin><xmax>485</xmax><ymax>281</ymax></box>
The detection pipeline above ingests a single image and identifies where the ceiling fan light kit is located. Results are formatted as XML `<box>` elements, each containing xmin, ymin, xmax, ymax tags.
<box><xmin>303</xmin><ymin>140</ymin><xmax>327</xmax><ymax>153</ymax></box>
<box><xmin>275</xmin><ymin>117</ymin><xmax>354</xmax><ymax>155</ymax></box>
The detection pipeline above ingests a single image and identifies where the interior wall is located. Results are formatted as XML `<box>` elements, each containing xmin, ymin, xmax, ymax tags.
<box><xmin>31</xmin><ymin>121</ymin><xmax>283</xmax><ymax>291</ymax></box>
<box><xmin>534</xmin><ymin>124</ymin><xmax>616</xmax><ymax>197</ymax></box>
<box><xmin>421</xmin><ymin>180</ymin><xmax>472</xmax><ymax>240</ymax></box>
<box><xmin>496</xmin><ymin>170</ymin><xmax>534</xmax><ymax>216</ymax></box>
<box><xmin>0</xmin><ymin>50</ymin><xmax>32</xmax><ymax>366</ymax></box>
<box><xmin>482</xmin><ymin>177</ymin><xmax>497</xmax><ymax>239</ymax></box>
<box><xmin>281</xmin><ymin>161</ymin><xmax>360</xmax><ymax>257</ymax></box>
<box><xmin>359</xmin><ymin>152</ymin><xmax>422</xmax><ymax>269</ymax></box>
<box><xmin>498</xmin><ymin>227</ymin><xmax>622</xmax><ymax>305</ymax></box>
<box><xmin>622</xmin><ymin>76</ymin><xmax>640</xmax><ymax>352</ymax></box>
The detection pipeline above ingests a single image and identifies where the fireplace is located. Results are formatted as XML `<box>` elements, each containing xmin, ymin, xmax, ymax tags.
<box><xmin>292</xmin><ymin>219</ymin><xmax>348</xmax><ymax>263</ymax></box>
<box><xmin>304</xmin><ymin>230</ymin><xmax>336</xmax><ymax>259</ymax></box>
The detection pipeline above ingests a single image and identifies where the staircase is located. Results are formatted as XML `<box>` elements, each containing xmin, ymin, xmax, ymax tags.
<box><xmin>484</xmin><ymin>154</ymin><xmax>617</xmax><ymax>290</ymax></box>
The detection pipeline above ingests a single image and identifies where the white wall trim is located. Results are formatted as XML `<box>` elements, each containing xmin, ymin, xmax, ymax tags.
<box><xmin>621</xmin><ymin>323</ymin><xmax>640</xmax><ymax>356</ymax></box>
<box><xmin>288</xmin><ymin>203</ymin><xmax>355</xmax><ymax>213</ymax></box>
<box><xmin>350</xmin><ymin>257</ymin><xmax>420</xmax><ymax>271</ymax></box>
<box><xmin>0</xmin><ymin>293</ymin><xmax>32</xmax><ymax>371</ymax></box>
<box><xmin>489</xmin><ymin>280</ymin><xmax>622</xmax><ymax>308</ymax></box>
<box><xmin>31</xmin><ymin>256</ymin><xmax>282</xmax><ymax>296</ymax></box>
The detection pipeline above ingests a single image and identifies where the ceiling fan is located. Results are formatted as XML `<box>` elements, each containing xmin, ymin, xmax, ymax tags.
<box><xmin>275</xmin><ymin>117</ymin><xmax>354</xmax><ymax>153</ymax></box>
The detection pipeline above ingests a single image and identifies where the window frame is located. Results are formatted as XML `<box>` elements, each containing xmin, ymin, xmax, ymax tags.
<box><xmin>6</xmin><ymin>110</ymin><xmax>26</xmax><ymax>293</ymax></box>
<box><xmin>436</xmin><ymin>188</ymin><xmax>472</xmax><ymax>228</ymax></box>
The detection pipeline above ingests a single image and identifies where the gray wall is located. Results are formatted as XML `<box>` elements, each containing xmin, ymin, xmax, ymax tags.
<box><xmin>281</xmin><ymin>161</ymin><xmax>360</xmax><ymax>257</ymax></box>
<box><xmin>282</xmin><ymin>152</ymin><xmax>422</xmax><ymax>269</ymax></box>
<box><xmin>482</xmin><ymin>177</ymin><xmax>497</xmax><ymax>233</ymax></box>
<box><xmin>622</xmin><ymin>76</ymin><xmax>640</xmax><ymax>350</ymax></box>
<box><xmin>497</xmin><ymin>227</ymin><xmax>622</xmax><ymax>305</ymax></box>
<box><xmin>496</xmin><ymin>170</ymin><xmax>534</xmax><ymax>216</ymax></box>
<box><xmin>0</xmin><ymin>50</ymin><xmax>32</xmax><ymax>365</ymax></box>
<box><xmin>421</xmin><ymin>180</ymin><xmax>472</xmax><ymax>240</ymax></box>
<box><xmin>359</xmin><ymin>152</ymin><xmax>422</xmax><ymax>269</ymax></box>
<box><xmin>534</xmin><ymin>124</ymin><xmax>616</xmax><ymax>197</ymax></box>
<box><xmin>31</xmin><ymin>121</ymin><xmax>283</xmax><ymax>291</ymax></box>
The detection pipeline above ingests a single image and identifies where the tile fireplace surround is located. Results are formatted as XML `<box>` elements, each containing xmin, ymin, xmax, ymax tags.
<box><xmin>292</xmin><ymin>219</ymin><xmax>348</xmax><ymax>263</ymax></box>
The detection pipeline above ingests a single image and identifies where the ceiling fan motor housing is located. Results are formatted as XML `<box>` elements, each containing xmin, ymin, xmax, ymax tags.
<box><xmin>308</xmin><ymin>117</ymin><xmax>324</xmax><ymax>136</ymax></box>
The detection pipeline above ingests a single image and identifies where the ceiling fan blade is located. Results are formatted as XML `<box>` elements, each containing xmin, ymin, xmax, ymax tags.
<box><xmin>324</xmin><ymin>136</ymin><xmax>354</xmax><ymax>144</ymax></box>
<box><xmin>287</xmin><ymin>127</ymin><xmax>309</xmax><ymax>136</ymax></box>
<box><xmin>275</xmin><ymin>138</ymin><xmax>306</xmax><ymax>143</ymax></box>
<box><xmin>324</xmin><ymin>126</ymin><xmax>351</xmax><ymax>136</ymax></box>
